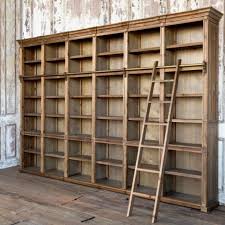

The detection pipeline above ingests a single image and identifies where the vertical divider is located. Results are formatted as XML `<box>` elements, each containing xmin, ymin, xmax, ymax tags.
<box><xmin>123</xmin><ymin>31</ymin><xmax>128</xmax><ymax>189</ymax></box>
<box><xmin>159</xmin><ymin>25</ymin><xmax>166</xmax><ymax>194</ymax></box>
<box><xmin>92</xmin><ymin>35</ymin><xmax>97</xmax><ymax>183</ymax></box>
<box><xmin>19</xmin><ymin>47</ymin><xmax>24</xmax><ymax>170</ymax></box>
<box><xmin>40</xmin><ymin>44</ymin><xmax>46</xmax><ymax>174</ymax></box>
<box><xmin>64</xmin><ymin>39</ymin><xmax>69</xmax><ymax>178</ymax></box>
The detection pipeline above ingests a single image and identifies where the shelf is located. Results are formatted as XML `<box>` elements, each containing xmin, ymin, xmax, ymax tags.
<box><xmin>69</xmin><ymin>155</ymin><xmax>91</xmax><ymax>162</ymax></box>
<box><xmin>97</xmin><ymin>116</ymin><xmax>123</xmax><ymax>121</ymax></box>
<box><xmin>97</xmin><ymin>95</ymin><xmax>123</xmax><ymax>98</ymax></box>
<box><xmin>45</xmin><ymin>96</ymin><xmax>65</xmax><ymax>99</ymax></box>
<box><xmin>44</xmin><ymin>132</ymin><xmax>64</xmax><ymax>138</ymax></box>
<box><xmin>70</xmin><ymin>115</ymin><xmax>92</xmax><ymax>119</ymax></box>
<box><xmin>95</xmin><ymin>136</ymin><xmax>123</xmax><ymax>145</ymax></box>
<box><xmin>46</xmin><ymin>57</ymin><xmax>65</xmax><ymax>62</ymax></box>
<box><xmin>128</xmin><ymin>163</ymin><xmax>159</xmax><ymax>173</ymax></box>
<box><xmin>97</xmin><ymin>51</ymin><xmax>123</xmax><ymax>57</ymax></box>
<box><xmin>166</xmin><ymin>42</ymin><xmax>203</xmax><ymax>50</ymax></box>
<box><xmin>68</xmin><ymin>134</ymin><xmax>91</xmax><ymax>141</ymax></box>
<box><xmin>45</xmin><ymin>152</ymin><xmax>65</xmax><ymax>159</ymax></box>
<box><xmin>45</xmin><ymin>114</ymin><xmax>64</xmax><ymax>118</ymax></box>
<box><xmin>96</xmin><ymin>159</ymin><xmax>123</xmax><ymax>167</ymax></box>
<box><xmin>45</xmin><ymin>169</ymin><xmax>64</xmax><ymax>177</ymax></box>
<box><xmin>69</xmin><ymin>174</ymin><xmax>91</xmax><ymax>182</ymax></box>
<box><xmin>96</xmin><ymin>178</ymin><xmax>122</xmax><ymax>188</ymax></box>
<box><xmin>23</xmin><ymin>166</ymin><xmax>40</xmax><ymax>173</ymax></box>
<box><xmin>70</xmin><ymin>95</ymin><xmax>92</xmax><ymax>99</ymax></box>
<box><xmin>24</xmin><ymin>96</ymin><xmax>41</xmax><ymax>99</ymax></box>
<box><xmin>24</xmin><ymin>148</ymin><xmax>41</xmax><ymax>154</ymax></box>
<box><xmin>24</xmin><ymin>113</ymin><xmax>41</xmax><ymax>117</ymax></box>
<box><xmin>129</xmin><ymin>47</ymin><xmax>160</xmax><ymax>54</ymax></box>
<box><xmin>24</xmin><ymin>59</ymin><xmax>41</xmax><ymax>64</ymax></box>
<box><xmin>23</xmin><ymin>131</ymin><xmax>41</xmax><ymax>136</ymax></box>
<box><xmin>165</xmin><ymin>168</ymin><xmax>201</xmax><ymax>179</ymax></box>
<box><xmin>168</xmin><ymin>143</ymin><xmax>202</xmax><ymax>154</ymax></box>
<box><xmin>70</xmin><ymin>55</ymin><xmax>92</xmax><ymax>59</ymax></box>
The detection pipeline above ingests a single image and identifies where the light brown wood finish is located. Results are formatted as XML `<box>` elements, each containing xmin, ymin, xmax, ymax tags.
<box><xmin>19</xmin><ymin>7</ymin><xmax>222</xmax><ymax>214</ymax></box>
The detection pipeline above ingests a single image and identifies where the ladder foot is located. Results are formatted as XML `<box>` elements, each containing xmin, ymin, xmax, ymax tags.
<box><xmin>152</xmin><ymin>216</ymin><xmax>157</xmax><ymax>224</ymax></box>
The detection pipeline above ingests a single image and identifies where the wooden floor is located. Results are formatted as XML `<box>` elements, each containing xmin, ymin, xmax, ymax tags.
<box><xmin>0</xmin><ymin>167</ymin><xmax>225</xmax><ymax>225</ymax></box>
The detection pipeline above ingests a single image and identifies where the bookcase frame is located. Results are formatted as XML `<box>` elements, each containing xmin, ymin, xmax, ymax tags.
<box><xmin>19</xmin><ymin>7</ymin><xmax>222</xmax><ymax>212</ymax></box>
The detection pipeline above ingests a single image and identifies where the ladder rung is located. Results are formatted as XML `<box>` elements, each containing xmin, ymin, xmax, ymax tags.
<box><xmin>137</xmin><ymin>164</ymin><xmax>159</xmax><ymax>173</ymax></box>
<box><xmin>145</xmin><ymin>121</ymin><xmax>167</xmax><ymax>126</ymax></box>
<box><xmin>152</xmin><ymin>79</ymin><xmax>174</xmax><ymax>83</ymax></box>
<box><xmin>149</xmin><ymin>101</ymin><xmax>171</xmax><ymax>104</ymax></box>
<box><xmin>132</xmin><ymin>191</ymin><xmax>155</xmax><ymax>199</ymax></box>
<box><xmin>141</xmin><ymin>144</ymin><xmax>164</xmax><ymax>149</ymax></box>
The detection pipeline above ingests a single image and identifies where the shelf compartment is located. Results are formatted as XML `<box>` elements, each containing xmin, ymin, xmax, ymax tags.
<box><xmin>24</xmin><ymin>116</ymin><xmax>41</xmax><ymax>133</ymax></box>
<box><xmin>45</xmin><ymin>117</ymin><xmax>64</xmax><ymax>136</ymax></box>
<box><xmin>44</xmin><ymin>137</ymin><xmax>65</xmax><ymax>158</ymax></box>
<box><xmin>45</xmin><ymin>156</ymin><xmax>64</xmax><ymax>177</ymax></box>
<box><xmin>45</xmin><ymin>42</ymin><xmax>65</xmax><ymax>75</ymax></box>
<box><xmin>69</xmin><ymin>38</ymin><xmax>92</xmax><ymax>73</ymax></box>
<box><xmin>23</xmin><ymin>135</ymin><xmax>41</xmax><ymax>155</ymax></box>
<box><xmin>69</xmin><ymin>139</ymin><xmax>92</xmax><ymax>160</ymax></box>
<box><xmin>96</xmin><ymin>143</ymin><xmax>123</xmax><ymax>168</ymax></box>
<box><xmin>166</xmin><ymin>42</ymin><xmax>203</xmax><ymax>50</ymax></box>
<box><xmin>95</xmin><ymin>136</ymin><xmax>123</xmax><ymax>145</ymax></box>
<box><xmin>69</xmin><ymin>118</ymin><xmax>92</xmax><ymax>137</ymax></box>
<box><xmin>68</xmin><ymin>159</ymin><xmax>92</xmax><ymax>182</ymax></box>
<box><xmin>128</xmin><ymin>28</ymin><xmax>160</xmax><ymax>68</ymax></box>
<box><xmin>97</xmin><ymin>33</ymin><xmax>124</xmax><ymax>71</ymax></box>
<box><xmin>24</xmin><ymin>45</ymin><xmax>41</xmax><ymax>76</ymax></box>
<box><xmin>96</xmin><ymin>164</ymin><xmax>123</xmax><ymax>188</ymax></box>
<box><xmin>23</xmin><ymin>152</ymin><xmax>40</xmax><ymax>172</ymax></box>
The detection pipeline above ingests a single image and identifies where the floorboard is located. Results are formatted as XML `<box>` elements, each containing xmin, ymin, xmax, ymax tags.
<box><xmin>0</xmin><ymin>167</ymin><xmax>224</xmax><ymax>225</ymax></box>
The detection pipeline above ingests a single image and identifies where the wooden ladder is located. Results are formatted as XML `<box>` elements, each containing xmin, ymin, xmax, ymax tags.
<box><xmin>127</xmin><ymin>59</ymin><xmax>181</xmax><ymax>223</ymax></box>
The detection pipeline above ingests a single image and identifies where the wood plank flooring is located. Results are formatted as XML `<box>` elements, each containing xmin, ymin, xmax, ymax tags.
<box><xmin>0</xmin><ymin>167</ymin><xmax>225</xmax><ymax>225</ymax></box>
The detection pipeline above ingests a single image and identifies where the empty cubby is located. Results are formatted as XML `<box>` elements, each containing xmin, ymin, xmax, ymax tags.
<box><xmin>24</xmin><ymin>135</ymin><xmax>41</xmax><ymax>154</ymax></box>
<box><xmin>165</xmin><ymin>22</ymin><xmax>203</xmax><ymax>66</ymax></box>
<box><xmin>24</xmin><ymin>152</ymin><xmax>41</xmax><ymax>172</ymax></box>
<box><xmin>96</xmin><ymin>33</ymin><xmax>124</xmax><ymax>71</ymax></box>
<box><xmin>45</xmin><ymin>42</ymin><xmax>65</xmax><ymax>75</ymax></box>
<box><xmin>128</xmin><ymin>28</ymin><xmax>160</xmax><ymax>68</ymax></box>
<box><xmin>24</xmin><ymin>45</ymin><xmax>41</xmax><ymax>76</ymax></box>
<box><xmin>69</xmin><ymin>38</ymin><xmax>93</xmax><ymax>73</ymax></box>
<box><xmin>44</xmin><ymin>137</ymin><xmax>65</xmax><ymax>158</ymax></box>
<box><xmin>45</xmin><ymin>156</ymin><xmax>64</xmax><ymax>177</ymax></box>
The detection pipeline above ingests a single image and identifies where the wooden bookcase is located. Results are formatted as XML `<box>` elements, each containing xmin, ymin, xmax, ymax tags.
<box><xmin>19</xmin><ymin>7</ymin><xmax>222</xmax><ymax>212</ymax></box>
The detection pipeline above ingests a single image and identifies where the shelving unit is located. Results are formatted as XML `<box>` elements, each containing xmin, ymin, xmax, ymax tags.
<box><xmin>19</xmin><ymin>7</ymin><xmax>222</xmax><ymax>212</ymax></box>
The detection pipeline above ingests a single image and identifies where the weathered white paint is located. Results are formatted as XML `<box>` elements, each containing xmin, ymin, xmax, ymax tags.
<box><xmin>0</xmin><ymin>0</ymin><xmax>21</xmax><ymax>169</ymax></box>
<box><xmin>1</xmin><ymin>0</ymin><xmax>224</xmax><ymax>203</ymax></box>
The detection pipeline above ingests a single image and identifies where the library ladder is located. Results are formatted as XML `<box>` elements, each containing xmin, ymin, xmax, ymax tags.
<box><xmin>127</xmin><ymin>59</ymin><xmax>181</xmax><ymax>223</ymax></box>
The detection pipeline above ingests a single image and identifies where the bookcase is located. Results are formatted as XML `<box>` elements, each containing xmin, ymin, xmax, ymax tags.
<box><xmin>19</xmin><ymin>7</ymin><xmax>222</xmax><ymax>212</ymax></box>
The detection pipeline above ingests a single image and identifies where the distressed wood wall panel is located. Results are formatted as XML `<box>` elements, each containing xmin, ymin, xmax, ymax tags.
<box><xmin>5</xmin><ymin>0</ymin><xmax>16</xmax><ymax>114</ymax></box>
<box><xmin>0</xmin><ymin>0</ymin><xmax>21</xmax><ymax>169</ymax></box>
<box><xmin>110</xmin><ymin>0</ymin><xmax>129</xmax><ymax>23</ymax></box>
<box><xmin>23</xmin><ymin>0</ymin><xmax>32</xmax><ymax>38</ymax></box>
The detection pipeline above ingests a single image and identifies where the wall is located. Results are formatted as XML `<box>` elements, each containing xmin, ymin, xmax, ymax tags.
<box><xmin>1</xmin><ymin>0</ymin><xmax>223</xmax><ymax>203</ymax></box>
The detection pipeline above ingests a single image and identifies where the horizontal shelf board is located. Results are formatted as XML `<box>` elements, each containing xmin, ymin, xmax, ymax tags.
<box><xmin>168</xmin><ymin>143</ymin><xmax>202</xmax><ymax>153</ymax></box>
<box><xmin>70</xmin><ymin>115</ymin><xmax>92</xmax><ymax>119</ymax></box>
<box><xmin>24</xmin><ymin>149</ymin><xmax>41</xmax><ymax>154</ymax></box>
<box><xmin>24</xmin><ymin>96</ymin><xmax>41</xmax><ymax>99</ymax></box>
<box><xmin>67</xmin><ymin>72</ymin><xmax>92</xmax><ymax>77</ymax></box>
<box><xmin>46</xmin><ymin>57</ymin><xmax>65</xmax><ymax>62</ymax></box>
<box><xmin>97</xmin><ymin>94</ymin><xmax>123</xmax><ymax>98</ymax></box>
<box><xmin>171</xmin><ymin>119</ymin><xmax>202</xmax><ymax>124</ymax></box>
<box><xmin>23</xmin><ymin>131</ymin><xmax>41</xmax><ymax>136</ymax></box>
<box><xmin>68</xmin><ymin>134</ymin><xmax>92</xmax><ymax>141</ymax></box>
<box><xmin>69</xmin><ymin>174</ymin><xmax>91</xmax><ymax>182</ymax></box>
<box><xmin>45</xmin><ymin>152</ymin><xmax>65</xmax><ymax>158</ymax></box>
<box><xmin>44</xmin><ymin>75</ymin><xmax>66</xmax><ymax>79</ymax></box>
<box><xmin>96</xmin><ymin>159</ymin><xmax>123</xmax><ymax>167</ymax></box>
<box><xmin>165</xmin><ymin>191</ymin><xmax>201</xmax><ymax>205</ymax></box>
<box><xmin>45</xmin><ymin>169</ymin><xmax>64</xmax><ymax>177</ymax></box>
<box><xmin>126</xmin><ymin>140</ymin><xmax>162</xmax><ymax>149</ymax></box>
<box><xmin>24</xmin><ymin>59</ymin><xmax>41</xmax><ymax>64</ymax></box>
<box><xmin>45</xmin><ymin>96</ymin><xmax>65</xmax><ymax>99</ymax></box>
<box><xmin>166</xmin><ymin>93</ymin><xmax>203</xmax><ymax>98</ymax></box>
<box><xmin>23</xmin><ymin>166</ymin><xmax>40</xmax><ymax>173</ymax></box>
<box><xmin>165</xmin><ymin>168</ymin><xmax>201</xmax><ymax>179</ymax></box>
<box><xmin>95</xmin><ymin>70</ymin><xmax>124</xmax><ymax>76</ymax></box>
<box><xmin>128</xmin><ymin>94</ymin><xmax>148</xmax><ymax>98</ymax></box>
<box><xmin>97</xmin><ymin>116</ymin><xmax>123</xmax><ymax>121</ymax></box>
<box><xmin>44</xmin><ymin>132</ymin><xmax>64</xmax><ymax>138</ymax></box>
<box><xmin>129</xmin><ymin>47</ymin><xmax>160</xmax><ymax>54</ymax></box>
<box><xmin>70</xmin><ymin>95</ymin><xmax>92</xmax><ymax>99</ymax></box>
<box><xmin>69</xmin><ymin>155</ymin><xmax>91</xmax><ymax>162</ymax></box>
<box><xmin>95</xmin><ymin>136</ymin><xmax>123</xmax><ymax>145</ymax></box>
<box><xmin>70</xmin><ymin>55</ymin><xmax>92</xmax><ymax>59</ymax></box>
<box><xmin>46</xmin><ymin>114</ymin><xmax>65</xmax><ymax>118</ymax></box>
<box><xmin>152</xmin><ymin>79</ymin><xmax>174</xmax><ymax>83</ymax></box>
<box><xmin>24</xmin><ymin>113</ymin><xmax>41</xmax><ymax>117</ymax></box>
<box><xmin>21</xmin><ymin>75</ymin><xmax>42</xmax><ymax>80</ymax></box>
<box><xmin>97</xmin><ymin>51</ymin><xmax>123</xmax><ymax>57</ymax></box>
<box><xmin>96</xmin><ymin>178</ymin><xmax>122</xmax><ymax>189</ymax></box>
<box><xmin>166</xmin><ymin>42</ymin><xmax>203</xmax><ymax>50</ymax></box>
